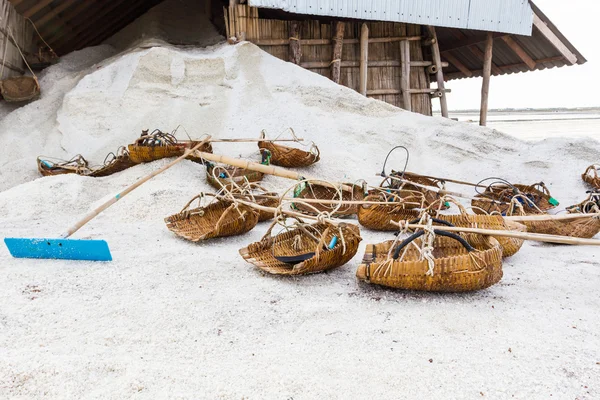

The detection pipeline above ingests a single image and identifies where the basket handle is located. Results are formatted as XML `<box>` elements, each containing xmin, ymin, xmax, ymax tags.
<box><xmin>392</xmin><ymin>229</ymin><xmax>474</xmax><ymax>260</ymax></box>
<box><xmin>380</xmin><ymin>146</ymin><xmax>409</xmax><ymax>178</ymax></box>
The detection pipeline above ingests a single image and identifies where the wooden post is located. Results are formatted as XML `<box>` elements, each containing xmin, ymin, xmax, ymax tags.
<box><xmin>480</xmin><ymin>32</ymin><xmax>494</xmax><ymax>126</ymax></box>
<box><xmin>331</xmin><ymin>21</ymin><xmax>345</xmax><ymax>84</ymax></box>
<box><xmin>289</xmin><ymin>21</ymin><xmax>301</xmax><ymax>65</ymax></box>
<box><xmin>400</xmin><ymin>39</ymin><xmax>412</xmax><ymax>111</ymax></box>
<box><xmin>426</xmin><ymin>26</ymin><xmax>448</xmax><ymax>118</ymax></box>
<box><xmin>359</xmin><ymin>23</ymin><xmax>369</xmax><ymax>96</ymax></box>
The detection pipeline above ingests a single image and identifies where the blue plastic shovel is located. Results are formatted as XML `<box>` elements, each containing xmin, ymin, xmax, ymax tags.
<box><xmin>4</xmin><ymin>137</ymin><xmax>211</xmax><ymax>262</ymax></box>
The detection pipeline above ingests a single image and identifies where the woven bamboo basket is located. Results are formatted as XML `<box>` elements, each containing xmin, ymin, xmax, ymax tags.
<box><xmin>582</xmin><ymin>165</ymin><xmax>600</xmax><ymax>189</ymax></box>
<box><xmin>357</xmin><ymin>192</ymin><xmax>420</xmax><ymax>231</ymax></box>
<box><xmin>472</xmin><ymin>183</ymin><xmax>557</xmax><ymax>215</ymax></box>
<box><xmin>127</xmin><ymin>130</ymin><xmax>213</xmax><ymax>164</ymax></box>
<box><xmin>378</xmin><ymin>171</ymin><xmax>448</xmax><ymax>210</ymax></box>
<box><xmin>521</xmin><ymin>217</ymin><xmax>600</xmax><ymax>239</ymax></box>
<box><xmin>228</xmin><ymin>182</ymin><xmax>280</xmax><ymax>222</ymax></box>
<box><xmin>431</xmin><ymin>198</ymin><xmax>525</xmax><ymax>257</ymax></box>
<box><xmin>292</xmin><ymin>181</ymin><xmax>366</xmax><ymax>217</ymax></box>
<box><xmin>567</xmin><ymin>191</ymin><xmax>600</xmax><ymax>214</ymax></box>
<box><xmin>206</xmin><ymin>163</ymin><xmax>265</xmax><ymax>190</ymax></box>
<box><xmin>356</xmin><ymin>232</ymin><xmax>503</xmax><ymax>292</ymax></box>
<box><xmin>37</xmin><ymin>155</ymin><xmax>91</xmax><ymax>177</ymax></box>
<box><xmin>239</xmin><ymin>221</ymin><xmax>362</xmax><ymax>275</ymax></box>
<box><xmin>165</xmin><ymin>196</ymin><xmax>259</xmax><ymax>242</ymax></box>
<box><xmin>257</xmin><ymin>130</ymin><xmax>320</xmax><ymax>168</ymax></box>
<box><xmin>90</xmin><ymin>147</ymin><xmax>138</xmax><ymax>177</ymax></box>
<box><xmin>0</xmin><ymin>76</ymin><xmax>40</xmax><ymax>102</ymax></box>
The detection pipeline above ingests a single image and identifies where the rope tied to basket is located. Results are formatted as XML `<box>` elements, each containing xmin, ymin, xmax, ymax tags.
<box><xmin>421</xmin><ymin>217</ymin><xmax>436</xmax><ymax>276</ymax></box>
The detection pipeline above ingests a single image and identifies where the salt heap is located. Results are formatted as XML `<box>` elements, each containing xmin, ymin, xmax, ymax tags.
<box><xmin>0</xmin><ymin>0</ymin><xmax>599</xmax><ymax>398</ymax></box>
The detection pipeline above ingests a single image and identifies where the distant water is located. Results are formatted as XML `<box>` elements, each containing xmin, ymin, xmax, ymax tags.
<box><xmin>447</xmin><ymin>111</ymin><xmax>600</xmax><ymax>142</ymax></box>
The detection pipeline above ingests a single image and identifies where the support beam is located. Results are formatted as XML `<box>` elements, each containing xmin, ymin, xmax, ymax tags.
<box><xmin>359</xmin><ymin>23</ymin><xmax>368</xmax><ymax>96</ymax></box>
<box><xmin>533</xmin><ymin>14</ymin><xmax>577</xmax><ymax>65</ymax></box>
<box><xmin>254</xmin><ymin>36</ymin><xmax>420</xmax><ymax>46</ymax></box>
<box><xmin>400</xmin><ymin>39</ymin><xmax>411</xmax><ymax>111</ymax></box>
<box><xmin>427</xmin><ymin>26</ymin><xmax>448</xmax><ymax>118</ymax></box>
<box><xmin>468</xmin><ymin>44</ymin><xmax>502</xmax><ymax>75</ymax></box>
<box><xmin>480</xmin><ymin>33</ymin><xmax>494</xmax><ymax>127</ymax></box>
<box><xmin>330</xmin><ymin>21</ymin><xmax>345</xmax><ymax>84</ymax></box>
<box><xmin>500</xmin><ymin>36</ymin><xmax>536</xmax><ymax>70</ymax></box>
<box><xmin>289</xmin><ymin>21</ymin><xmax>301</xmax><ymax>65</ymax></box>
<box><xmin>442</xmin><ymin>52</ymin><xmax>473</xmax><ymax>77</ymax></box>
<box><xmin>23</xmin><ymin>0</ymin><xmax>54</xmax><ymax>18</ymax></box>
<box><xmin>33</xmin><ymin>0</ymin><xmax>78</xmax><ymax>28</ymax></box>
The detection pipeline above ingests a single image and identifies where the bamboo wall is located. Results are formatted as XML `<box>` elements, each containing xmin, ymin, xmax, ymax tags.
<box><xmin>0</xmin><ymin>0</ymin><xmax>34</xmax><ymax>80</ymax></box>
<box><xmin>225</xmin><ymin>5</ymin><xmax>434</xmax><ymax>116</ymax></box>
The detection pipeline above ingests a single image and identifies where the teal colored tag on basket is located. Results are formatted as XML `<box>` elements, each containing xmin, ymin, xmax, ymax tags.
<box><xmin>549</xmin><ymin>197</ymin><xmax>560</xmax><ymax>206</ymax></box>
<box><xmin>444</xmin><ymin>201</ymin><xmax>450</xmax><ymax>208</ymax></box>
<box><xmin>294</xmin><ymin>182</ymin><xmax>307</xmax><ymax>198</ymax></box>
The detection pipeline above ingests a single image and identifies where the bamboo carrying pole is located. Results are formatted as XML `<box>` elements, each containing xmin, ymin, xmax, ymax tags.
<box><xmin>194</xmin><ymin>151</ymin><xmax>354</xmax><ymax>192</ymax></box>
<box><xmin>331</xmin><ymin>21</ymin><xmax>345</xmax><ymax>84</ymax></box>
<box><xmin>426</xmin><ymin>26</ymin><xmax>448</xmax><ymax>118</ymax></box>
<box><xmin>359</xmin><ymin>23</ymin><xmax>369</xmax><ymax>96</ymax></box>
<box><xmin>62</xmin><ymin>137</ymin><xmax>212</xmax><ymax>238</ymax></box>
<box><xmin>400</xmin><ymin>39</ymin><xmax>412</xmax><ymax>111</ymax></box>
<box><xmin>480</xmin><ymin>32</ymin><xmax>494</xmax><ymax>126</ymax></box>
<box><xmin>205</xmin><ymin>138</ymin><xmax>304</xmax><ymax>143</ymax></box>
<box><xmin>391</xmin><ymin>222</ymin><xmax>600</xmax><ymax>246</ymax></box>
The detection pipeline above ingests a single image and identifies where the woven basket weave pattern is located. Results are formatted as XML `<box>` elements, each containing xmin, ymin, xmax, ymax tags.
<box><xmin>240</xmin><ymin>222</ymin><xmax>362</xmax><ymax>275</ymax></box>
<box><xmin>258</xmin><ymin>141</ymin><xmax>320</xmax><ymax>168</ymax></box>
<box><xmin>357</xmin><ymin>234</ymin><xmax>503</xmax><ymax>292</ymax></box>
<box><xmin>357</xmin><ymin>193</ymin><xmax>420</xmax><ymax>231</ymax></box>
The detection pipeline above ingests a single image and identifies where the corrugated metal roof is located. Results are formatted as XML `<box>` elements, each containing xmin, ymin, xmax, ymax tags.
<box><xmin>248</xmin><ymin>0</ymin><xmax>534</xmax><ymax>35</ymax></box>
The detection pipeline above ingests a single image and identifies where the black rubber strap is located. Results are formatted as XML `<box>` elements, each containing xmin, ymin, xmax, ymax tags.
<box><xmin>408</xmin><ymin>217</ymin><xmax>455</xmax><ymax>227</ymax></box>
<box><xmin>392</xmin><ymin>229</ymin><xmax>474</xmax><ymax>259</ymax></box>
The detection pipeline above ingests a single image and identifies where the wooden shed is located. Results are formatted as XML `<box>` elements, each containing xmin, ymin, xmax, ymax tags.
<box><xmin>1</xmin><ymin>0</ymin><xmax>586</xmax><ymax>124</ymax></box>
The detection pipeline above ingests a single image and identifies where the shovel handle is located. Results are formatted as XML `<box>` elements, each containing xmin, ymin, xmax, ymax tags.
<box><xmin>62</xmin><ymin>137</ymin><xmax>212</xmax><ymax>238</ymax></box>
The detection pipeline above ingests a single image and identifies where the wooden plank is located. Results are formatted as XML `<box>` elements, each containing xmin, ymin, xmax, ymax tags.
<box><xmin>400</xmin><ymin>39</ymin><xmax>411</xmax><ymax>111</ymax></box>
<box><xmin>480</xmin><ymin>33</ymin><xmax>494</xmax><ymax>127</ymax></box>
<box><xmin>442</xmin><ymin>52</ymin><xmax>473</xmax><ymax>77</ymax></box>
<box><xmin>501</xmin><ymin>36</ymin><xmax>536</xmax><ymax>70</ymax></box>
<box><xmin>368</xmin><ymin>89</ymin><xmax>401</xmax><ymax>95</ymax></box>
<box><xmin>469</xmin><ymin>44</ymin><xmax>502</xmax><ymax>75</ymax></box>
<box><xmin>254</xmin><ymin>35</ymin><xmax>421</xmax><ymax>46</ymax></box>
<box><xmin>23</xmin><ymin>0</ymin><xmax>54</xmax><ymax>18</ymax></box>
<box><xmin>331</xmin><ymin>21</ymin><xmax>344</xmax><ymax>84</ymax></box>
<box><xmin>359</xmin><ymin>23</ymin><xmax>368</xmax><ymax>96</ymax></box>
<box><xmin>533</xmin><ymin>14</ymin><xmax>577</xmax><ymax>65</ymax></box>
<box><xmin>440</xmin><ymin>32</ymin><xmax>506</xmax><ymax>53</ymax></box>
<box><xmin>427</xmin><ymin>26</ymin><xmax>448</xmax><ymax>118</ymax></box>
<box><xmin>289</xmin><ymin>21</ymin><xmax>301</xmax><ymax>65</ymax></box>
<box><xmin>33</xmin><ymin>0</ymin><xmax>78</xmax><ymax>27</ymax></box>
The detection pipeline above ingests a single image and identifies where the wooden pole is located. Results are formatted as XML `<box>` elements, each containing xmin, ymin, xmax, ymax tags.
<box><xmin>359</xmin><ymin>23</ymin><xmax>369</xmax><ymax>96</ymax></box>
<box><xmin>392</xmin><ymin>222</ymin><xmax>600</xmax><ymax>246</ymax></box>
<box><xmin>400</xmin><ymin>39</ymin><xmax>412</xmax><ymax>111</ymax></box>
<box><xmin>289</xmin><ymin>21</ymin><xmax>302</xmax><ymax>65</ymax></box>
<box><xmin>331</xmin><ymin>21</ymin><xmax>345</xmax><ymax>84</ymax></box>
<box><xmin>63</xmin><ymin>137</ymin><xmax>212</xmax><ymax>238</ymax></box>
<box><xmin>426</xmin><ymin>26</ymin><xmax>448</xmax><ymax>118</ymax></box>
<box><xmin>480</xmin><ymin>32</ymin><xmax>494</xmax><ymax>126</ymax></box>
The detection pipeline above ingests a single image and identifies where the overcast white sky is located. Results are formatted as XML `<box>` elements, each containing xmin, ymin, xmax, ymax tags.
<box><xmin>438</xmin><ymin>0</ymin><xmax>597</xmax><ymax>111</ymax></box>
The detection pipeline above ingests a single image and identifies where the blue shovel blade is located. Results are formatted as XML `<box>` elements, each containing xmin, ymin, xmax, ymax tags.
<box><xmin>4</xmin><ymin>238</ymin><xmax>112</xmax><ymax>261</ymax></box>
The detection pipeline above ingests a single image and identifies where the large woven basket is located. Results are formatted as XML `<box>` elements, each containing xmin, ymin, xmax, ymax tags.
<box><xmin>257</xmin><ymin>130</ymin><xmax>320</xmax><ymax>168</ymax></box>
<box><xmin>472</xmin><ymin>182</ymin><xmax>557</xmax><ymax>215</ymax></box>
<box><xmin>582</xmin><ymin>165</ymin><xmax>600</xmax><ymax>189</ymax></box>
<box><xmin>37</xmin><ymin>155</ymin><xmax>91</xmax><ymax>177</ymax></box>
<box><xmin>432</xmin><ymin>199</ymin><xmax>525</xmax><ymax>257</ymax></box>
<box><xmin>292</xmin><ymin>181</ymin><xmax>365</xmax><ymax>217</ymax></box>
<box><xmin>436</xmin><ymin>214</ymin><xmax>526</xmax><ymax>257</ymax></box>
<box><xmin>127</xmin><ymin>130</ymin><xmax>213</xmax><ymax>164</ymax></box>
<box><xmin>521</xmin><ymin>216</ymin><xmax>600</xmax><ymax>239</ymax></box>
<box><xmin>206</xmin><ymin>163</ymin><xmax>265</xmax><ymax>191</ymax></box>
<box><xmin>90</xmin><ymin>147</ymin><xmax>138</xmax><ymax>177</ymax></box>
<box><xmin>378</xmin><ymin>171</ymin><xmax>448</xmax><ymax>210</ymax></box>
<box><xmin>165</xmin><ymin>196</ymin><xmax>259</xmax><ymax>242</ymax></box>
<box><xmin>357</xmin><ymin>192</ymin><xmax>420</xmax><ymax>231</ymax></box>
<box><xmin>356</xmin><ymin>232</ymin><xmax>503</xmax><ymax>292</ymax></box>
<box><xmin>0</xmin><ymin>76</ymin><xmax>40</xmax><ymax>102</ymax></box>
<box><xmin>567</xmin><ymin>191</ymin><xmax>600</xmax><ymax>214</ymax></box>
<box><xmin>240</xmin><ymin>221</ymin><xmax>362</xmax><ymax>275</ymax></box>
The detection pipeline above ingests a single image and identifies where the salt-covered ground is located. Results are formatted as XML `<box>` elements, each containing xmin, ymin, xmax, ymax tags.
<box><xmin>0</xmin><ymin>1</ymin><xmax>599</xmax><ymax>398</ymax></box>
